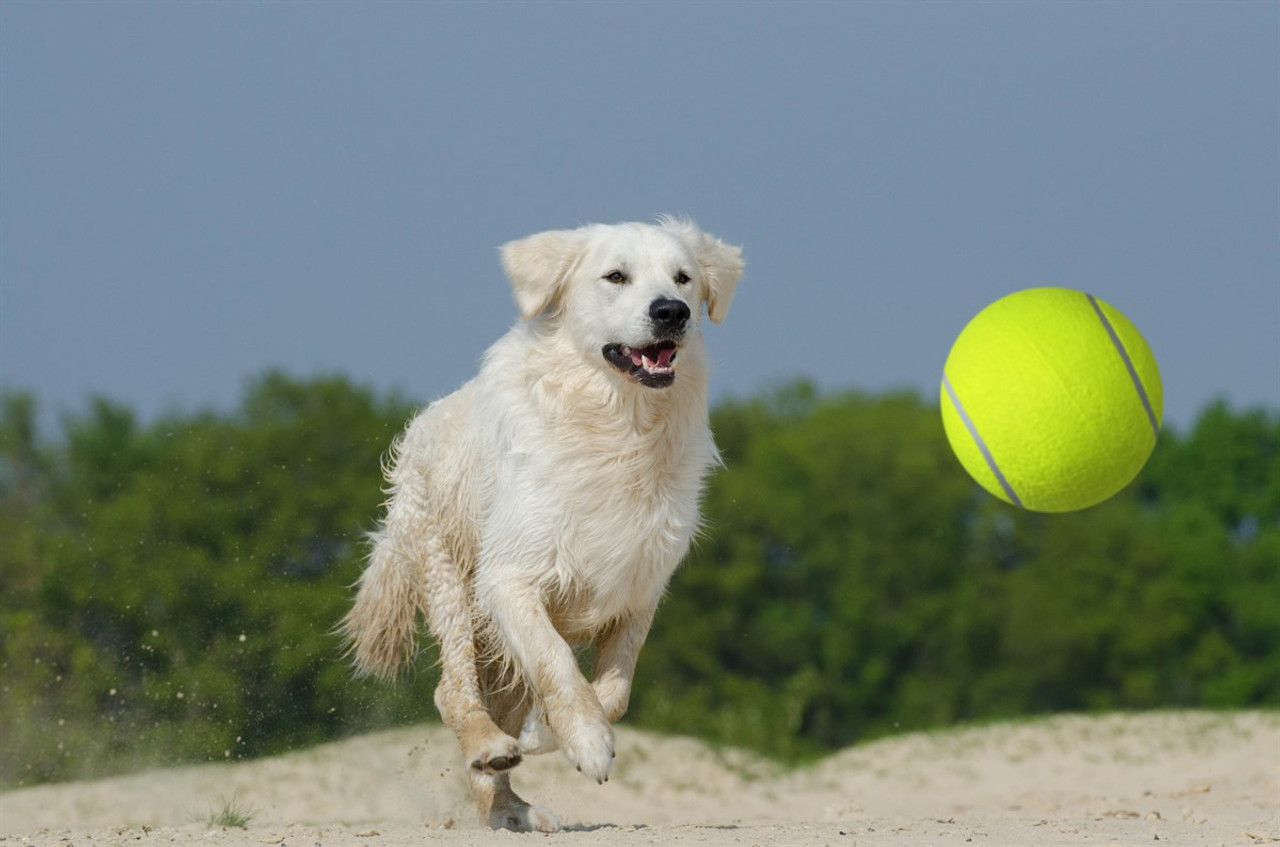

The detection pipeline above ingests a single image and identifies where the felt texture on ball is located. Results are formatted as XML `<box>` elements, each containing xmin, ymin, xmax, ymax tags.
<box><xmin>940</xmin><ymin>287</ymin><xmax>1163</xmax><ymax>512</ymax></box>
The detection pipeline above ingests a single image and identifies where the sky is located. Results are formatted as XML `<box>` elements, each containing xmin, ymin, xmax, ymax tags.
<box><xmin>2</xmin><ymin>1</ymin><xmax>1276</xmax><ymax>435</ymax></box>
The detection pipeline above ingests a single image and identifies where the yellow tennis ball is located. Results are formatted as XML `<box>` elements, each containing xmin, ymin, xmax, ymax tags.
<box><xmin>940</xmin><ymin>287</ymin><xmax>1163</xmax><ymax>512</ymax></box>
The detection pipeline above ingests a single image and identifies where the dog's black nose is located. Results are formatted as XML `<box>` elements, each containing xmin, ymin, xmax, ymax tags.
<box><xmin>649</xmin><ymin>298</ymin><xmax>691</xmax><ymax>333</ymax></box>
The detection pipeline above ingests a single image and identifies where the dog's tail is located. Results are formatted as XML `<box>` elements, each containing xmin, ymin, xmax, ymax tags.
<box><xmin>337</xmin><ymin>528</ymin><xmax>427</xmax><ymax>681</ymax></box>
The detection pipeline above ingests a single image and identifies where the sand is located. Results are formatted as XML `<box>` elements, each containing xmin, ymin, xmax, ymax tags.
<box><xmin>2</xmin><ymin>711</ymin><xmax>1276</xmax><ymax>846</ymax></box>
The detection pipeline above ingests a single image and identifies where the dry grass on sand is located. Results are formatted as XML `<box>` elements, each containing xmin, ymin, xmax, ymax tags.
<box><xmin>2</xmin><ymin>711</ymin><xmax>1276</xmax><ymax>846</ymax></box>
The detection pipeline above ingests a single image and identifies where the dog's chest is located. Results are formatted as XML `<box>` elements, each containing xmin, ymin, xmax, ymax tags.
<box><xmin>531</xmin><ymin>426</ymin><xmax>711</xmax><ymax>629</ymax></box>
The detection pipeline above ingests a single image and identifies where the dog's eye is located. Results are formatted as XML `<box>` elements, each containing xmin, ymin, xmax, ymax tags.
<box><xmin>674</xmin><ymin>270</ymin><xmax>691</xmax><ymax>285</ymax></box>
<box><xmin>603</xmin><ymin>270</ymin><xmax>628</xmax><ymax>284</ymax></box>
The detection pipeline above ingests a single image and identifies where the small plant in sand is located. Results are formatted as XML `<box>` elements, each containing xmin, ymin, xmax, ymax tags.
<box><xmin>205</xmin><ymin>794</ymin><xmax>254</xmax><ymax>829</ymax></box>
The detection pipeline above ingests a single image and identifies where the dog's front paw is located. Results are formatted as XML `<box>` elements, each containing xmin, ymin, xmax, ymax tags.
<box><xmin>518</xmin><ymin>707</ymin><xmax>559</xmax><ymax>755</ymax></box>
<box><xmin>557</xmin><ymin>712</ymin><xmax>615</xmax><ymax>784</ymax></box>
<box><xmin>467</xmin><ymin>733</ymin><xmax>523</xmax><ymax>774</ymax></box>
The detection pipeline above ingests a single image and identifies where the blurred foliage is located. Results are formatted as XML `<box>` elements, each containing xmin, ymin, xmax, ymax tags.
<box><xmin>632</xmin><ymin>385</ymin><xmax>1279</xmax><ymax>758</ymax></box>
<box><xmin>0</xmin><ymin>374</ymin><xmax>439</xmax><ymax>787</ymax></box>
<box><xmin>1</xmin><ymin>376</ymin><xmax>1277</xmax><ymax>785</ymax></box>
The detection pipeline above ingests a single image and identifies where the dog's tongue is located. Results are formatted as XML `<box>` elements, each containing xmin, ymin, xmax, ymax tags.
<box><xmin>631</xmin><ymin>345</ymin><xmax>676</xmax><ymax>368</ymax></box>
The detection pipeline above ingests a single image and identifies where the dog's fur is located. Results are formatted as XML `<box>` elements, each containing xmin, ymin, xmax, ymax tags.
<box><xmin>339</xmin><ymin>218</ymin><xmax>743</xmax><ymax>831</ymax></box>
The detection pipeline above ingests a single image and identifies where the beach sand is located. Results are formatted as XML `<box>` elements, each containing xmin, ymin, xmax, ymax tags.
<box><xmin>2</xmin><ymin>711</ymin><xmax>1276</xmax><ymax>846</ymax></box>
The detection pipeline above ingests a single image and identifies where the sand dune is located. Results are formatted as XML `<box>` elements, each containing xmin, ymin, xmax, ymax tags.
<box><xmin>2</xmin><ymin>711</ymin><xmax>1276</xmax><ymax>846</ymax></box>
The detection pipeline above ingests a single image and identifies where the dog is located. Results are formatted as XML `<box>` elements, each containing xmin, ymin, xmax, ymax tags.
<box><xmin>339</xmin><ymin>217</ymin><xmax>743</xmax><ymax>831</ymax></box>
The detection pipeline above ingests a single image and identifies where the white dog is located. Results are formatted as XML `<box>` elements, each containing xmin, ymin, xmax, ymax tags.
<box><xmin>340</xmin><ymin>218</ymin><xmax>743</xmax><ymax>831</ymax></box>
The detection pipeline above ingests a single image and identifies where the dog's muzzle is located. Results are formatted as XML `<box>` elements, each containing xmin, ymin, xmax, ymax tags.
<box><xmin>599</xmin><ymin>300</ymin><xmax>691</xmax><ymax>388</ymax></box>
<box><xmin>603</xmin><ymin>341</ymin><xmax>679</xmax><ymax>388</ymax></box>
<box><xmin>602</xmin><ymin>298</ymin><xmax>691</xmax><ymax>389</ymax></box>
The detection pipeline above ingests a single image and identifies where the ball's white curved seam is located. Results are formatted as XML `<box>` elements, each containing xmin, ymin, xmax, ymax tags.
<box><xmin>1086</xmin><ymin>292</ymin><xmax>1159</xmax><ymax>438</ymax></box>
<box><xmin>943</xmin><ymin>374</ymin><xmax>1024</xmax><ymax>509</ymax></box>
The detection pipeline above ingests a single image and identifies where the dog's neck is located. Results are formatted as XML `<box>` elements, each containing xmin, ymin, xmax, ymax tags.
<box><xmin>535</xmin><ymin>329</ymin><xmax>709</xmax><ymax>437</ymax></box>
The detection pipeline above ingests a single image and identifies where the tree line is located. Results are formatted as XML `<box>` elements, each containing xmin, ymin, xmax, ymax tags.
<box><xmin>1</xmin><ymin>373</ymin><xmax>1276</xmax><ymax>786</ymax></box>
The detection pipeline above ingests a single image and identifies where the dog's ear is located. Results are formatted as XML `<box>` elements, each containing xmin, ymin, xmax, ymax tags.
<box><xmin>659</xmin><ymin>217</ymin><xmax>744</xmax><ymax>323</ymax></box>
<box><xmin>501</xmin><ymin>229</ymin><xmax>583</xmax><ymax>319</ymax></box>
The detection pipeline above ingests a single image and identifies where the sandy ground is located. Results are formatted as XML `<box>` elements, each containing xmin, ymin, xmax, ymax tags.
<box><xmin>1</xmin><ymin>711</ymin><xmax>1276</xmax><ymax>846</ymax></box>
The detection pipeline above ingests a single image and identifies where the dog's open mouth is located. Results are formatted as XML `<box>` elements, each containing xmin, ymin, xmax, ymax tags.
<box><xmin>603</xmin><ymin>342</ymin><xmax>679</xmax><ymax>388</ymax></box>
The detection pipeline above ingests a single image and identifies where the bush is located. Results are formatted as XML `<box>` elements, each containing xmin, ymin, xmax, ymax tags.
<box><xmin>2</xmin><ymin>377</ymin><xmax>1276</xmax><ymax>782</ymax></box>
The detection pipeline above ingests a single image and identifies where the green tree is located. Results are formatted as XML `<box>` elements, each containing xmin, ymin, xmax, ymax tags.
<box><xmin>636</xmin><ymin>387</ymin><xmax>978</xmax><ymax>756</ymax></box>
<box><xmin>3</xmin><ymin>377</ymin><xmax>1276</xmax><ymax>783</ymax></box>
<box><xmin>0</xmin><ymin>376</ymin><xmax>438</xmax><ymax>786</ymax></box>
<box><xmin>632</xmin><ymin>386</ymin><xmax>1280</xmax><ymax>759</ymax></box>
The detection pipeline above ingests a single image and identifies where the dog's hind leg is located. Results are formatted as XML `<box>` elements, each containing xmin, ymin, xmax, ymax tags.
<box><xmin>468</xmin><ymin>770</ymin><xmax>562</xmax><ymax>833</ymax></box>
<box><xmin>422</xmin><ymin>530</ymin><xmax>525</xmax><ymax>779</ymax></box>
<box><xmin>470</xmin><ymin>665</ymin><xmax>560</xmax><ymax>832</ymax></box>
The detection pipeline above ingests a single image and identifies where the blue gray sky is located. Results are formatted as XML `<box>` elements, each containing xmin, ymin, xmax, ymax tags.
<box><xmin>2</xmin><ymin>1</ymin><xmax>1276</xmax><ymax>433</ymax></box>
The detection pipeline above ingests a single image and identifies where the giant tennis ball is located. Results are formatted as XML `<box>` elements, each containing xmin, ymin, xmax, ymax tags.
<box><xmin>940</xmin><ymin>287</ymin><xmax>1163</xmax><ymax>512</ymax></box>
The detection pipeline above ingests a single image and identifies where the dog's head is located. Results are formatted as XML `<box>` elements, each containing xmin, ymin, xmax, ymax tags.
<box><xmin>501</xmin><ymin>217</ymin><xmax>743</xmax><ymax>389</ymax></box>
